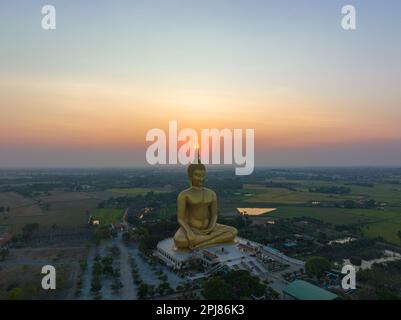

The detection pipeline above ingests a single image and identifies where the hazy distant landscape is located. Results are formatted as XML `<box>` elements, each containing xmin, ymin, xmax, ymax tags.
<box><xmin>1</xmin><ymin>166</ymin><xmax>401</xmax><ymax>300</ymax></box>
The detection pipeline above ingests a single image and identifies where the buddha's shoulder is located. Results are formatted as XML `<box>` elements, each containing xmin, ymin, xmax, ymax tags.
<box><xmin>202</xmin><ymin>187</ymin><xmax>216</xmax><ymax>197</ymax></box>
<box><xmin>177</xmin><ymin>189</ymin><xmax>191</xmax><ymax>198</ymax></box>
<box><xmin>178</xmin><ymin>188</ymin><xmax>216</xmax><ymax>198</ymax></box>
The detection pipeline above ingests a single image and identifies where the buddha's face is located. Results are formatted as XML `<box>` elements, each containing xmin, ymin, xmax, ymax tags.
<box><xmin>190</xmin><ymin>169</ymin><xmax>205</xmax><ymax>187</ymax></box>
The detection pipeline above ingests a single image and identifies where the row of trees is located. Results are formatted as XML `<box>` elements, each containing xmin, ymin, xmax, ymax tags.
<box><xmin>90</xmin><ymin>249</ymin><xmax>122</xmax><ymax>299</ymax></box>
<box><xmin>315</xmin><ymin>238</ymin><xmax>385</xmax><ymax>263</ymax></box>
<box><xmin>130</xmin><ymin>257</ymin><xmax>174</xmax><ymax>299</ymax></box>
<box><xmin>74</xmin><ymin>259</ymin><xmax>88</xmax><ymax>298</ymax></box>
<box><xmin>0</xmin><ymin>248</ymin><xmax>9</xmax><ymax>261</ymax></box>
<box><xmin>309</xmin><ymin>186</ymin><xmax>351</xmax><ymax>194</ymax></box>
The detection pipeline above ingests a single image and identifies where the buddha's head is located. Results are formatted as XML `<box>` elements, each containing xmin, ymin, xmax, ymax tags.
<box><xmin>187</xmin><ymin>163</ymin><xmax>206</xmax><ymax>187</ymax></box>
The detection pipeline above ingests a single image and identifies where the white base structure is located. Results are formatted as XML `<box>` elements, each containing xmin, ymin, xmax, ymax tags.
<box><xmin>155</xmin><ymin>236</ymin><xmax>304</xmax><ymax>279</ymax></box>
<box><xmin>155</xmin><ymin>238</ymin><xmax>197</xmax><ymax>269</ymax></box>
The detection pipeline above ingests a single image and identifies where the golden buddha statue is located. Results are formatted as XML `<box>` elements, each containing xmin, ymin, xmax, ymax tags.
<box><xmin>173</xmin><ymin>152</ymin><xmax>238</xmax><ymax>251</ymax></box>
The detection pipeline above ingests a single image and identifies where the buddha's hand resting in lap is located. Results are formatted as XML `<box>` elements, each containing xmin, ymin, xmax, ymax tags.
<box><xmin>187</xmin><ymin>231</ymin><xmax>196</xmax><ymax>248</ymax></box>
<box><xmin>194</xmin><ymin>228</ymin><xmax>213</xmax><ymax>235</ymax></box>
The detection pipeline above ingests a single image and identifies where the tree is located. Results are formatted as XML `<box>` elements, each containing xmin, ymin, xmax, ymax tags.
<box><xmin>138</xmin><ymin>283</ymin><xmax>149</xmax><ymax>299</ymax></box>
<box><xmin>202</xmin><ymin>277</ymin><xmax>234</xmax><ymax>300</ymax></box>
<box><xmin>22</xmin><ymin>223</ymin><xmax>40</xmax><ymax>239</ymax></box>
<box><xmin>92</xmin><ymin>261</ymin><xmax>103</xmax><ymax>276</ymax></box>
<box><xmin>350</xmin><ymin>256</ymin><xmax>362</xmax><ymax>266</ymax></box>
<box><xmin>317</xmin><ymin>231</ymin><xmax>327</xmax><ymax>241</ymax></box>
<box><xmin>109</xmin><ymin>245</ymin><xmax>120</xmax><ymax>257</ymax></box>
<box><xmin>375</xmin><ymin>288</ymin><xmax>400</xmax><ymax>300</ymax></box>
<box><xmin>111</xmin><ymin>280</ymin><xmax>123</xmax><ymax>293</ymax></box>
<box><xmin>132</xmin><ymin>226</ymin><xmax>149</xmax><ymax>241</ymax></box>
<box><xmin>148</xmin><ymin>285</ymin><xmax>156</xmax><ymax>297</ymax></box>
<box><xmin>224</xmin><ymin>270</ymin><xmax>265</xmax><ymax>298</ymax></box>
<box><xmin>343</xmin><ymin>200</ymin><xmax>356</xmax><ymax>209</ymax></box>
<box><xmin>79</xmin><ymin>260</ymin><xmax>88</xmax><ymax>271</ymax></box>
<box><xmin>0</xmin><ymin>248</ymin><xmax>10</xmax><ymax>261</ymax></box>
<box><xmin>356</xmin><ymin>287</ymin><xmax>379</xmax><ymax>300</ymax></box>
<box><xmin>122</xmin><ymin>231</ymin><xmax>131</xmax><ymax>243</ymax></box>
<box><xmin>305</xmin><ymin>256</ymin><xmax>332</xmax><ymax>278</ymax></box>
<box><xmin>93</xmin><ymin>226</ymin><xmax>112</xmax><ymax>243</ymax></box>
<box><xmin>365</xmin><ymin>199</ymin><xmax>376</xmax><ymax>208</ymax></box>
<box><xmin>157</xmin><ymin>282</ymin><xmax>172</xmax><ymax>296</ymax></box>
<box><xmin>91</xmin><ymin>277</ymin><xmax>102</xmax><ymax>293</ymax></box>
<box><xmin>6</xmin><ymin>287</ymin><xmax>22</xmax><ymax>300</ymax></box>
<box><xmin>101</xmin><ymin>256</ymin><xmax>114</xmax><ymax>275</ymax></box>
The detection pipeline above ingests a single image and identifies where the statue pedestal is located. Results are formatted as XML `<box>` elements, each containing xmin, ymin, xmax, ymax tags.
<box><xmin>155</xmin><ymin>237</ymin><xmax>258</xmax><ymax>271</ymax></box>
<box><xmin>155</xmin><ymin>238</ymin><xmax>196</xmax><ymax>269</ymax></box>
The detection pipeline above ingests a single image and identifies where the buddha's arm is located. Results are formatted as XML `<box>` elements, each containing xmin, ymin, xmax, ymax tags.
<box><xmin>176</xmin><ymin>193</ymin><xmax>195</xmax><ymax>241</ymax></box>
<box><xmin>202</xmin><ymin>191</ymin><xmax>217</xmax><ymax>233</ymax></box>
<box><xmin>209</xmin><ymin>191</ymin><xmax>218</xmax><ymax>228</ymax></box>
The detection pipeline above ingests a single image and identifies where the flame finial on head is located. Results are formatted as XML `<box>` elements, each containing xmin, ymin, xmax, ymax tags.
<box><xmin>195</xmin><ymin>144</ymin><xmax>201</xmax><ymax>164</ymax></box>
<box><xmin>188</xmin><ymin>144</ymin><xmax>205</xmax><ymax>180</ymax></box>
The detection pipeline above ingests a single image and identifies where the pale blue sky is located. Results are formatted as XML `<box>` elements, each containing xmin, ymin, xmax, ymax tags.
<box><xmin>1</xmin><ymin>0</ymin><xmax>401</xmax><ymax>167</ymax></box>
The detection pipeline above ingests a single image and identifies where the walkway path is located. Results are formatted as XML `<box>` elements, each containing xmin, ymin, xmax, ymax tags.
<box><xmin>116</xmin><ymin>234</ymin><xmax>137</xmax><ymax>299</ymax></box>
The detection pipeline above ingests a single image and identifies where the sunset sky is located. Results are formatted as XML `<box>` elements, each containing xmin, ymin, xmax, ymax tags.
<box><xmin>1</xmin><ymin>0</ymin><xmax>401</xmax><ymax>167</ymax></box>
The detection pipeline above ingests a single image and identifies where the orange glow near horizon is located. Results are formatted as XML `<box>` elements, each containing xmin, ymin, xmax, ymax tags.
<box><xmin>1</xmin><ymin>78</ymin><xmax>401</xmax><ymax>153</ymax></box>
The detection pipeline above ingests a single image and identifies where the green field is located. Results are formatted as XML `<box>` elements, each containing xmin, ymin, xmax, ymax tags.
<box><xmin>269</xmin><ymin>207</ymin><xmax>376</xmax><ymax>225</ymax></box>
<box><xmin>239</xmin><ymin>182</ymin><xmax>401</xmax><ymax>246</ymax></box>
<box><xmin>242</xmin><ymin>182</ymin><xmax>401</xmax><ymax>206</ymax></box>
<box><xmin>362</xmin><ymin>219</ymin><xmax>401</xmax><ymax>246</ymax></box>
<box><xmin>347</xmin><ymin>184</ymin><xmax>401</xmax><ymax>205</ymax></box>
<box><xmin>0</xmin><ymin>198</ymin><xmax>100</xmax><ymax>233</ymax></box>
<box><xmin>243</xmin><ymin>187</ymin><xmax>360</xmax><ymax>204</ymax></box>
<box><xmin>268</xmin><ymin>206</ymin><xmax>401</xmax><ymax>245</ymax></box>
<box><xmin>91</xmin><ymin>208</ymin><xmax>123</xmax><ymax>226</ymax></box>
<box><xmin>106</xmin><ymin>188</ymin><xmax>169</xmax><ymax>195</ymax></box>
<box><xmin>241</xmin><ymin>184</ymin><xmax>363</xmax><ymax>204</ymax></box>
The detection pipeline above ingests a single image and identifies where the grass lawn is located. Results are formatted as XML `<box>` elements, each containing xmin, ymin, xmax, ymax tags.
<box><xmin>362</xmin><ymin>218</ymin><xmax>401</xmax><ymax>246</ymax></box>
<box><xmin>106</xmin><ymin>188</ymin><xmax>169</xmax><ymax>195</ymax></box>
<box><xmin>91</xmin><ymin>208</ymin><xmax>123</xmax><ymax>226</ymax></box>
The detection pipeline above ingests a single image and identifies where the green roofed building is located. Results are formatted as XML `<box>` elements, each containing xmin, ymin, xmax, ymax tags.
<box><xmin>283</xmin><ymin>280</ymin><xmax>338</xmax><ymax>300</ymax></box>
